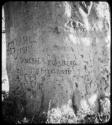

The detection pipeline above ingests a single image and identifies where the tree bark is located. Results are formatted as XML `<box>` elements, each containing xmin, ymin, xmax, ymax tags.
<box><xmin>4</xmin><ymin>2</ymin><xmax>110</xmax><ymax>121</ymax></box>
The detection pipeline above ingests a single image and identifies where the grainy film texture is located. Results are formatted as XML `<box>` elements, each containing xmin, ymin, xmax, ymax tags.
<box><xmin>2</xmin><ymin>1</ymin><xmax>110</xmax><ymax>123</ymax></box>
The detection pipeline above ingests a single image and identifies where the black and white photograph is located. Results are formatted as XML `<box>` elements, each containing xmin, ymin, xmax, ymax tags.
<box><xmin>2</xmin><ymin>1</ymin><xmax>110</xmax><ymax>123</ymax></box>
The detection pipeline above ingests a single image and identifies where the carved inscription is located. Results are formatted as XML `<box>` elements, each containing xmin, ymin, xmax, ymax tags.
<box><xmin>7</xmin><ymin>35</ymin><xmax>36</xmax><ymax>57</ymax></box>
<box><xmin>19</xmin><ymin>45</ymin><xmax>32</xmax><ymax>55</ymax></box>
<box><xmin>20</xmin><ymin>57</ymin><xmax>41</xmax><ymax>64</ymax></box>
<box><xmin>7</xmin><ymin>40</ymin><xmax>15</xmax><ymax>55</ymax></box>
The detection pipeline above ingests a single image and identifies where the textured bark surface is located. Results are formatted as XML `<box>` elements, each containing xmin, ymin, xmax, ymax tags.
<box><xmin>4</xmin><ymin>2</ymin><xmax>110</xmax><ymax>119</ymax></box>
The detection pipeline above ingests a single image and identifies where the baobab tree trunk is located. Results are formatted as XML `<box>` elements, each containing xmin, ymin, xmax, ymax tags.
<box><xmin>4</xmin><ymin>1</ymin><xmax>110</xmax><ymax>121</ymax></box>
